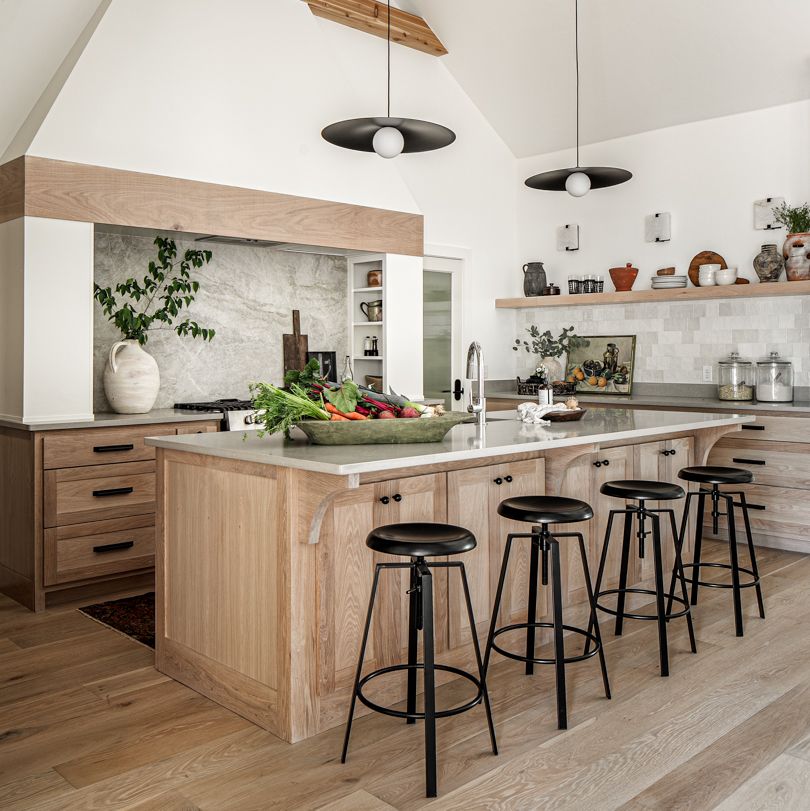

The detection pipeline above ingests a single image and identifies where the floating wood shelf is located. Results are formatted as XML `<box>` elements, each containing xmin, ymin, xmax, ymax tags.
<box><xmin>496</xmin><ymin>280</ymin><xmax>810</xmax><ymax>309</ymax></box>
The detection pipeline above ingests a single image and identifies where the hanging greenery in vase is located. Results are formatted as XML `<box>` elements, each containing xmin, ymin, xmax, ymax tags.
<box><xmin>513</xmin><ymin>325</ymin><xmax>589</xmax><ymax>383</ymax></box>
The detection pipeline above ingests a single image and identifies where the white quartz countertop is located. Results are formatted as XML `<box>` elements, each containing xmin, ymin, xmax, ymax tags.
<box><xmin>145</xmin><ymin>408</ymin><xmax>754</xmax><ymax>477</ymax></box>
<box><xmin>0</xmin><ymin>409</ymin><xmax>222</xmax><ymax>432</ymax></box>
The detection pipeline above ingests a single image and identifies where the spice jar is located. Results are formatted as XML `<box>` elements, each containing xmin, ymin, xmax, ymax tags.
<box><xmin>717</xmin><ymin>352</ymin><xmax>753</xmax><ymax>401</ymax></box>
<box><xmin>756</xmin><ymin>352</ymin><xmax>793</xmax><ymax>402</ymax></box>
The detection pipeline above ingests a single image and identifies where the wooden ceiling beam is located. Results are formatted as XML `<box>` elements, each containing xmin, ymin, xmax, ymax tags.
<box><xmin>304</xmin><ymin>0</ymin><xmax>447</xmax><ymax>56</ymax></box>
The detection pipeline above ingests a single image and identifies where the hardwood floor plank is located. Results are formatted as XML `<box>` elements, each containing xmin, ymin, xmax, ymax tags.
<box><xmin>0</xmin><ymin>768</ymin><xmax>73</xmax><ymax>807</ymax></box>
<box><xmin>316</xmin><ymin>789</ymin><xmax>397</xmax><ymax>810</ymax></box>
<box><xmin>0</xmin><ymin>638</ymin><xmax>19</xmax><ymax>653</ymax></box>
<box><xmin>82</xmin><ymin>665</ymin><xmax>172</xmax><ymax>701</ymax></box>
<box><xmin>621</xmin><ymin>680</ymin><xmax>810</xmax><ymax>809</ymax></box>
<box><xmin>121</xmin><ymin>789</ymin><xmax>201</xmax><ymax>810</ymax></box>
<box><xmin>713</xmin><ymin>753</ymin><xmax>810</xmax><ymax>810</ymax></box>
<box><xmin>4</xmin><ymin>610</ymin><xmax>108</xmax><ymax>649</ymax></box>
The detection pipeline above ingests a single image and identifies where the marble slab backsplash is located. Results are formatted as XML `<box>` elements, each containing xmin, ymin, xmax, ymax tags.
<box><xmin>515</xmin><ymin>296</ymin><xmax>810</xmax><ymax>386</ymax></box>
<box><xmin>93</xmin><ymin>232</ymin><xmax>348</xmax><ymax>410</ymax></box>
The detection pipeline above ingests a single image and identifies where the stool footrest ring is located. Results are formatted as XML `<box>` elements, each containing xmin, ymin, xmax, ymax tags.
<box><xmin>680</xmin><ymin>561</ymin><xmax>760</xmax><ymax>590</ymax></box>
<box><xmin>596</xmin><ymin>587</ymin><xmax>691</xmax><ymax>620</ymax></box>
<box><xmin>490</xmin><ymin>622</ymin><xmax>601</xmax><ymax>665</ymax></box>
<box><xmin>356</xmin><ymin>663</ymin><xmax>483</xmax><ymax>720</ymax></box>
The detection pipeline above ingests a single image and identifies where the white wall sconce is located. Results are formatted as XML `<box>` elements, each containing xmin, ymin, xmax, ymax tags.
<box><xmin>645</xmin><ymin>212</ymin><xmax>671</xmax><ymax>243</ymax></box>
<box><xmin>557</xmin><ymin>224</ymin><xmax>580</xmax><ymax>252</ymax></box>
<box><xmin>753</xmin><ymin>197</ymin><xmax>785</xmax><ymax>231</ymax></box>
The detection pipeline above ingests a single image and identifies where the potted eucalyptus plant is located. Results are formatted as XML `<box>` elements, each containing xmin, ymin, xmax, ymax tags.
<box><xmin>773</xmin><ymin>201</ymin><xmax>810</xmax><ymax>271</ymax></box>
<box><xmin>513</xmin><ymin>325</ymin><xmax>588</xmax><ymax>383</ymax></box>
<box><xmin>94</xmin><ymin>237</ymin><xmax>216</xmax><ymax>413</ymax></box>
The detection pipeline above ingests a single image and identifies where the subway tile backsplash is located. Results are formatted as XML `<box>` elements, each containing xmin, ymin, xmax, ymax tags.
<box><xmin>516</xmin><ymin>297</ymin><xmax>809</xmax><ymax>386</ymax></box>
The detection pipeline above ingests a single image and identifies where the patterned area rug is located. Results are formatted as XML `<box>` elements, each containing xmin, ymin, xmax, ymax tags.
<box><xmin>79</xmin><ymin>591</ymin><xmax>156</xmax><ymax>649</ymax></box>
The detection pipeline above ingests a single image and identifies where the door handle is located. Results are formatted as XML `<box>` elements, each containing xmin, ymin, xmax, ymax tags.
<box><xmin>493</xmin><ymin>477</ymin><xmax>503</xmax><ymax>485</ymax></box>
<box><xmin>741</xmin><ymin>424</ymin><xmax>765</xmax><ymax>431</ymax></box>
<box><xmin>593</xmin><ymin>461</ymin><xmax>602</xmax><ymax>468</ymax></box>
<box><xmin>92</xmin><ymin>486</ymin><xmax>134</xmax><ymax>498</ymax></box>
<box><xmin>504</xmin><ymin>475</ymin><xmax>513</xmax><ymax>483</ymax></box>
<box><xmin>93</xmin><ymin>540</ymin><xmax>135</xmax><ymax>554</ymax></box>
<box><xmin>441</xmin><ymin>379</ymin><xmax>465</xmax><ymax>402</ymax></box>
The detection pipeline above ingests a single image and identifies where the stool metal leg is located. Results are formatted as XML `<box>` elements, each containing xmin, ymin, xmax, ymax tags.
<box><xmin>723</xmin><ymin>495</ymin><xmax>745</xmax><ymax>637</ymax></box>
<box><xmin>614</xmin><ymin>510</ymin><xmax>634</xmax><ymax>636</ymax></box>
<box><xmin>667</xmin><ymin>492</ymin><xmax>695</xmax><ymax>616</ymax></box>
<box><xmin>406</xmin><ymin>562</ymin><xmax>418</xmax><ymax>725</ymax></box>
<box><xmin>690</xmin><ymin>492</ymin><xmax>707</xmax><ymax>606</ymax></box>
<box><xmin>525</xmin><ymin>534</ymin><xmax>541</xmax><ymax>675</ymax></box>
<box><xmin>587</xmin><ymin>509</ymin><xmax>619</xmax><ymax>652</ymax></box>
<box><xmin>575</xmin><ymin>532</ymin><xmax>611</xmax><ymax>699</ymax></box>
<box><xmin>341</xmin><ymin>564</ymin><xmax>383</xmax><ymax>763</ymax></box>
<box><xmin>650</xmin><ymin>514</ymin><xmax>670</xmax><ymax>677</ymax></box>
<box><xmin>484</xmin><ymin>534</ymin><xmax>519</xmax><ymax>675</ymax></box>
<box><xmin>456</xmin><ymin>563</ymin><xmax>498</xmax><ymax>755</ymax></box>
<box><xmin>738</xmin><ymin>491</ymin><xmax>765</xmax><ymax>619</ymax></box>
<box><xmin>548</xmin><ymin>537</ymin><xmax>567</xmax><ymax>729</ymax></box>
<box><xmin>663</xmin><ymin>508</ymin><xmax>697</xmax><ymax>654</ymax></box>
<box><xmin>418</xmin><ymin>561</ymin><xmax>438</xmax><ymax>798</ymax></box>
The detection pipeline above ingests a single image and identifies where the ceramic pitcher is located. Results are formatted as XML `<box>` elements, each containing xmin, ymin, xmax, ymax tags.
<box><xmin>103</xmin><ymin>339</ymin><xmax>160</xmax><ymax>413</ymax></box>
<box><xmin>523</xmin><ymin>262</ymin><xmax>547</xmax><ymax>297</ymax></box>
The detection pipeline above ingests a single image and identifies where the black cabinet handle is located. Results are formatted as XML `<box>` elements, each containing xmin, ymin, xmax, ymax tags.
<box><xmin>746</xmin><ymin>503</ymin><xmax>767</xmax><ymax>511</ymax></box>
<box><xmin>603</xmin><ymin>459</ymin><xmax>610</xmax><ymax>466</ymax></box>
<box><xmin>92</xmin><ymin>486</ymin><xmax>134</xmax><ymax>498</ymax></box>
<box><xmin>93</xmin><ymin>540</ymin><xmax>135</xmax><ymax>554</ymax></box>
<box><xmin>661</xmin><ymin>449</ymin><xmax>676</xmax><ymax>456</ymax></box>
<box><xmin>493</xmin><ymin>477</ymin><xmax>503</xmax><ymax>485</ymax></box>
<box><xmin>379</xmin><ymin>496</ymin><xmax>390</xmax><ymax>505</ymax></box>
<box><xmin>93</xmin><ymin>443</ymin><xmax>134</xmax><ymax>453</ymax></box>
<box><xmin>504</xmin><ymin>475</ymin><xmax>513</xmax><ymax>483</ymax></box>
<box><xmin>593</xmin><ymin>461</ymin><xmax>602</xmax><ymax>468</ymax></box>
<box><xmin>393</xmin><ymin>493</ymin><xmax>402</xmax><ymax>502</ymax></box>
<box><xmin>733</xmin><ymin>457</ymin><xmax>766</xmax><ymax>466</ymax></box>
<box><xmin>741</xmin><ymin>424</ymin><xmax>765</xmax><ymax>431</ymax></box>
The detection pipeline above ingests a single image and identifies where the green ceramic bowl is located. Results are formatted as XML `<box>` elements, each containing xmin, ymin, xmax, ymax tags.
<box><xmin>296</xmin><ymin>412</ymin><xmax>474</xmax><ymax>445</ymax></box>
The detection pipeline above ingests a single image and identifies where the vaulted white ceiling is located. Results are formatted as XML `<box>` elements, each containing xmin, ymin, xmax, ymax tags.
<box><xmin>406</xmin><ymin>0</ymin><xmax>810</xmax><ymax>158</ymax></box>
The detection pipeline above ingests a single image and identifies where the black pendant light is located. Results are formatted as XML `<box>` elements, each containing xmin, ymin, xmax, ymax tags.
<box><xmin>321</xmin><ymin>0</ymin><xmax>455</xmax><ymax>158</ymax></box>
<box><xmin>525</xmin><ymin>0</ymin><xmax>631</xmax><ymax>196</ymax></box>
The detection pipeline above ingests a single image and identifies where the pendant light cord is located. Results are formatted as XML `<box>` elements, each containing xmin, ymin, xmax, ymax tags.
<box><xmin>387</xmin><ymin>0</ymin><xmax>391</xmax><ymax>117</ymax></box>
<box><xmin>574</xmin><ymin>0</ymin><xmax>580</xmax><ymax>167</ymax></box>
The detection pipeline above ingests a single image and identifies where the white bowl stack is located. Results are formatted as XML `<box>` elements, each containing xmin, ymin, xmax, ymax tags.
<box><xmin>651</xmin><ymin>275</ymin><xmax>688</xmax><ymax>289</ymax></box>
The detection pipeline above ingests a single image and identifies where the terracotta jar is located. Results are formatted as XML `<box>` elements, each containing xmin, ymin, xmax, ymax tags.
<box><xmin>367</xmin><ymin>268</ymin><xmax>382</xmax><ymax>287</ymax></box>
<box><xmin>783</xmin><ymin>232</ymin><xmax>810</xmax><ymax>261</ymax></box>
<box><xmin>609</xmin><ymin>262</ymin><xmax>639</xmax><ymax>292</ymax></box>
<box><xmin>785</xmin><ymin>241</ymin><xmax>810</xmax><ymax>281</ymax></box>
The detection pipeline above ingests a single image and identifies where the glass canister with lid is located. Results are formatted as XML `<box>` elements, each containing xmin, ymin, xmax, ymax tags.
<box><xmin>718</xmin><ymin>352</ymin><xmax>754</xmax><ymax>401</ymax></box>
<box><xmin>756</xmin><ymin>352</ymin><xmax>793</xmax><ymax>402</ymax></box>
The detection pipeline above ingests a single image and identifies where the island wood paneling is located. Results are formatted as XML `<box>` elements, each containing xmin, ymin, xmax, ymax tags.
<box><xmin>0</xmin><ymin>156</ymin><xmax>24</xmax><ymax>222</ymax></box>
<box><xmin>10</xmin><ymin>156</ymin><xmax>423</xmax><ymax>256</ymax></box>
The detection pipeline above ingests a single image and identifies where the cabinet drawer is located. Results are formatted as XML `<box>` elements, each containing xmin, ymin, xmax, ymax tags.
<box><xmin>44</xmin><ymin>515</ymin><xmax>155</xmax><ymax>585</ymax></box>
<box><xmin>709</xmin><ymin>438</ymin><xmax>810</xmax><ymax>489</ymax></box>
<box><xmin>707</xmin><ymin>483</ymin><xmax>810</xmax><ymax>543</ymax></box>
<box><xmin>43</xmin><ymin>425</ymin><xmax>179</xmax><ymax>469</ymax></box>
<box><xmin>737</xmin><ymin>416</ymin><xmax>810</xmax><ymax>443</ymax></box>
<box><xmin>44</xmin><ymin>461</ymin><xmax>156</xmax><ymax>527</ymax></box>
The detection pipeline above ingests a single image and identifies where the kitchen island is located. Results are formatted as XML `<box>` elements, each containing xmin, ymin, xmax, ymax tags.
<box><xmin>147</xmin><ymin>408</ymin><xmax>752</xmax><ymax>743</ymax></box>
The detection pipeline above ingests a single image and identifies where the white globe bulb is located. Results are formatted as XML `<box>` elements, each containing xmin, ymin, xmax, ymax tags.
<box><xmin>372</xmin><ymin>126</ymin><xmax>404</xmax><ymax>159</ymax></box>
<box><xmin>565</xmin><ymin>171</ymin><xmax>591</xmax><ymax>197</ymax></box>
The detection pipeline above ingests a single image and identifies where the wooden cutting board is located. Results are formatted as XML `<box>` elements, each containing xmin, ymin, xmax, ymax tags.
<box><xmin>283</xmin><ymin>310</ymin><xmax>309</xmax><ymax>375</ymax></box>
<box><xmin>688</xmin><ymin>251</ymin><xmax>750</xmax><ymax>286</ymax></box>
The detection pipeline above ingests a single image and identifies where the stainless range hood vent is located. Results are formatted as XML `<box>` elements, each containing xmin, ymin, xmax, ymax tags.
<box><xmin>195</xmin><ymin>235</ymin><xmax>284</xmax><ymax>248</ymax></box>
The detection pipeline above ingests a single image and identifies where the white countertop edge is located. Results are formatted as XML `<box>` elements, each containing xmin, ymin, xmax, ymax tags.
<box><xmin>146</xmin><ymin>411</ymin><xmax>754</xmax><ymax>477</ymax></box>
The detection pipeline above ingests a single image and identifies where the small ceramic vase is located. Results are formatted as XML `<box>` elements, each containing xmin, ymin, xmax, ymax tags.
<box><xmin>783</xmin><ymin>232</ymin><xmax>810</xmax><ymax>261</ymax></box>
<box><xmin>608</xmin><ymin>263</ymin><xmax>638</xmax><ymax>292</ymax></box>
<box><xmin>785</xmin><ymin>241</ymin><xmax>810</xmax><ymax>282</ymax></box>
<box><xmin>753</xmin><ymin>244</ymin><xmax>784</xmax><ymax>283</ymax></box>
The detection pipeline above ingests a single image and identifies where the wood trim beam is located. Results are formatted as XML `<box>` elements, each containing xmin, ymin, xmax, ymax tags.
<box><xmin>0</xmin><ymin>156</ymin><xmax>24</xmax><ymax>222</ymax></box>
<box><xmin>305</xmin><ymin>0</ymin><xmax>447</xmax><ymax>56</ymax></box>
<box><xmin>9</xmin><ymin>156</ymin><xmax>423</xmax><ymax>256</ymax></box>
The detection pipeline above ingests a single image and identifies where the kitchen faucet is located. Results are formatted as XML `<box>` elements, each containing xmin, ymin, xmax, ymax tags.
<box><xmin>466</xmin><ymin>341</ymin><xmax>486</xmax><ymax>428</ymax></box>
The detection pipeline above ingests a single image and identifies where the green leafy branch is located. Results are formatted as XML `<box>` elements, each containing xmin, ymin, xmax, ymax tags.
<box><xmin>513</xmin><ymin>325</ymin><xmax>589</xmax><ymax>358</ymax></box>
<box><xmin>773</xmin><ymin>201</ymin><xmax>810</xmax><ymax>234</ymax></box>
<box><xmin>93</xmin><ymin>237</ymin><xmax>216</xmax><ymax>345</ymax></box>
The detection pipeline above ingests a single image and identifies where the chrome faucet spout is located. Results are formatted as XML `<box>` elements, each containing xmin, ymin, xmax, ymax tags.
<box><xmin>466</xmin><ymin>341</ymin><xmax>486</xmax><ymax>428</ymax></box>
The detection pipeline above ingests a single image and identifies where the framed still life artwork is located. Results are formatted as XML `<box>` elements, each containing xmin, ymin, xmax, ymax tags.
<box><xmin>564</xmin><ymin>335</ymin><xmax>636</xmax><ymax>395</ymax></box>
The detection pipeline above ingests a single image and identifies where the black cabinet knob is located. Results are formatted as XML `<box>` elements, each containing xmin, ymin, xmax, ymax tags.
<box><xmin>379</xmin><ymin>496</ymin><xmax>390</xmax><ymax>505</ymax></box>
<box><xmin>593</xmin><ymin>461</ymin><xmax>602</xmax><ymax>468</ymax></box>
<box><xmin>603</xmin><ymin>459</ymin><xmax>610</xmax><ymax>466</ymax></box>
<box><xmin>504</xmin><ymin>475</ymin><xmax>513</xmax><ymax>483</ymax></box>
<box><xmin>393</xmin><ymin>493</ymin><xmax>402</xmax><ymax>502</ymax></box>
<box><xmin>493</xmin><ymin>477</ymin><xmax>503</xmax><ymax>485</ymax></box>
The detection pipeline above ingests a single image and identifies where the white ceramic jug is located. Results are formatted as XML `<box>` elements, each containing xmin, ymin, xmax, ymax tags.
<box><xmin>103</xmin><ymin>339</ymin><xmax>160</xmax><ymax>413</ymax></box>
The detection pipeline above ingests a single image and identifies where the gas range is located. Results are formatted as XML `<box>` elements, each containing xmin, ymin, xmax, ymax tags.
<box><xmin>174</xmin><ymin>398</ymin><xmax>261</xmax><ymax>431</ymax></box>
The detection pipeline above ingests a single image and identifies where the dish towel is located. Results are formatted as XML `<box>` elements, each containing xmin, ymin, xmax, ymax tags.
<box><xmin>517</xmin><ymin>402</ymin><xmax>567</xmax><ymax>425</ymax></box>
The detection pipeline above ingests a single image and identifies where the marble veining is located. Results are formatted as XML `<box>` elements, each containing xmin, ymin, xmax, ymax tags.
<box><xmin>93</xmin><ymin>232</ymin><xmax>348</xmax><ymax>410</ymax></box>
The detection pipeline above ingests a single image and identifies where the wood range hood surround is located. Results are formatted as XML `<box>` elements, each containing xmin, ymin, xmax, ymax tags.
<box><xmin>0</xmin><ymin>155</ymin><xmax>424</xmax><ymax>256</ymax></box>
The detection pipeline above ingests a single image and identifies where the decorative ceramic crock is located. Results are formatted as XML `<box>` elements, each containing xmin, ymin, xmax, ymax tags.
<box><xmin>103</xmin><ymin>339</ymin><xmax>160</xmax><ymax>414</ymax></box>
<box><xmin>752</xmin><ymin>243</ymin><xmax>783</xmax><ymax>283</ymax></box>
<box><xmin>523</xmin><ymin>262</ymin><xmax>547</xmax><ymax>297</ymax></box>
<box><xmin>785</xmin><ymin>241</ymin><xmax>810</xmax><ymax>282</ymax></box>
<box><xmin>538</xmin><ymin>356</ymin><xmax>564</xmax><ymax>383</ymax></box>
<box><xmin>783</xmin><ymin>232</ymin><xmax>810</xmax><ymax>261</ymax></box>
<box><xmin>609</xmin><ymin>263</ymin><xmax>639</xmax><ymax>292</ymax></box>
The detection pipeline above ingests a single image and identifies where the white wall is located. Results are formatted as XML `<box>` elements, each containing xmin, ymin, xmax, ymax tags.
<box><xmin>23</xmin><ymin>218</ymin><xmax>94</xmax><ymax>422</ymax></box>
<box><xmin>0</xmin><ymin>219</ymin><xmax>24</xmax><ymax>421</ymax></box>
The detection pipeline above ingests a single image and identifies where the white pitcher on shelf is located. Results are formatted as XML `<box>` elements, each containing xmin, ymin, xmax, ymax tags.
<box><xmin>103</xmin><ymin>339</ymin><xmax>160</xmax><ymax>414</ymax></box>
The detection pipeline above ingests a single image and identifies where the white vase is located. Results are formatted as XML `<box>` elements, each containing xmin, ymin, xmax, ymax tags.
<box><xmin>103</xmin><ymin>339</ymin><xmax>160</xmax><ymax>414</ymax></box>
<box><xmin>537</xmin><ymin>356</ymin><xmax>564</xmax><ymax>383</ymax></box>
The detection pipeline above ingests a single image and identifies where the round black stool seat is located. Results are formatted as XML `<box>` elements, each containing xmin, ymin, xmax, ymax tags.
<box><xmin>600</xmin><ymin>479</ymin><xmax>685</xmax><ymax>501</ymax></box>
<box><xmin>497</xmin><ymin>496</ymin><xmax>593</xmax><ymax>524</ymax></box>
<box><xmin>678</xmin><ymin>466</ymin><xmax>753</xmax><ymax>485</ymax></box>
<box><xmin>366</xmin><ymin>522</ymin><xmax>476</xmax><ymax>557</ymax></box>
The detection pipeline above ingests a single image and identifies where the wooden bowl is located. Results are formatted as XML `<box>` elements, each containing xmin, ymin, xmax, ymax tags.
<box><xmin>545</xmin><ymin>408</ymin><xmax>587</xmax><ymax>422</ymax></box>
<box><xmin>656</xmin><ymin>267</ymin><xmax>676</xmax><ymax>276</ymax></box>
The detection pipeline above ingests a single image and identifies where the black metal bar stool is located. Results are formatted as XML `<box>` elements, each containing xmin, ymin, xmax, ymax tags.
<box><xmin>667</xmin><ymin>466</ymin><xmax>765</xmax><ymax>637</ymax></box>
<box><xmin>340</xmin><ymin>522</ymin><xmax>497</xmax><ymax>798</ymax></box>
<box><xmin>483</xmin><ymin>496</ymin><xmax>610</xmax><ymax>731</ymax></box>
<box><xmin>591</xmin><ymin>480</ymin><xmax>696</xmax><ymax>677</ymax></box>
